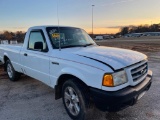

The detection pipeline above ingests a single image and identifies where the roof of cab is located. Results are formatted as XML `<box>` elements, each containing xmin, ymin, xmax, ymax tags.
<box><xmin>29</xmin><ymin>25</ymin><xmax>80</xmax><ymax>29</ymax></box>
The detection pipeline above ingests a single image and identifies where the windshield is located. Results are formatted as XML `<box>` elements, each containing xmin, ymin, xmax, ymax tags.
<box><xmin>46</xmin><ymin>27</ymin><xmax>96</xmax><ymax>49</ymax></box>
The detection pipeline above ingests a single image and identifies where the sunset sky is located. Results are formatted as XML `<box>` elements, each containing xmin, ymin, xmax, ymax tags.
<box><xmin>0</xmin><ymin>0</ymin><xmax>160</xmax><ymax>34</ymax></box>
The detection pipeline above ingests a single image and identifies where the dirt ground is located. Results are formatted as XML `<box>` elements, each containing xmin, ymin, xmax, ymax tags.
<box><xmin>0</xmin><ymin>37</ymin><xmax>160</xmax><ymax>120</ymax></box>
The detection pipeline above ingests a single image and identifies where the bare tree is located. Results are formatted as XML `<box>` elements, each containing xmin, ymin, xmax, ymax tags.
<box><xmin>3</xmin><ymin>31</ymin><xmax>13</xmax><ymax>40</ymax></box>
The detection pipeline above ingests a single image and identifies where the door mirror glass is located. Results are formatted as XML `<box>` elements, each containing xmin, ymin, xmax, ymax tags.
<box><xmin>34</xmin><ymin>41</ymin><xmax>43</xmax><ymax>50</ymax></box>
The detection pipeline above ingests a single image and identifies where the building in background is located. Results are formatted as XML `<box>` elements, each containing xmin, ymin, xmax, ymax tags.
<box><xmin>0</xmin><ymin>40</ymin><xmax>9</xmax><ymax>44</ymax></box>
<box><xmin>124</xmin><ymin>32</ymin><xmax>160</xmax><ymax>38</ymax></box>
<box><xmin>10</xmin><ymin>40</ymin><xmax>18</xmax><ymax>44</ymax></box>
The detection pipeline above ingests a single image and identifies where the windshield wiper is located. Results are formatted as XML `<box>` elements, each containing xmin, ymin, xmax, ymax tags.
<box><xmin>61</xmin><ymin>43</ymin><xmax>94</xmax><ymax>48</ymax></box>
<box><xmin>82</xmin><ymin>43</ymin><xmax>94</xmax><ymax>47</ymax></box>
<box><xmin>61</xmin><ymin>45</ymin><xmax>84</xmax><ymax>48</ymax></box>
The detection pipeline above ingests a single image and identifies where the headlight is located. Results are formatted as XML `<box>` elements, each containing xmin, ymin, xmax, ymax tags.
<box><xmin>102</xmin><ymin>70</ymin><xmax>127</xmax><ymax>87</ymax></box>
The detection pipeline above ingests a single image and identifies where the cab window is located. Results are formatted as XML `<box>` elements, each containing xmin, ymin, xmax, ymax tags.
<box><xmin>28</xmin><ymin>30</ymin><xmax>48</xmax><ymax>52</ymax></box>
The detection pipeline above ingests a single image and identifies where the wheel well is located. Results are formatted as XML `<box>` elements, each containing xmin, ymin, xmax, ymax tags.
<box><xmin>55</xmin><ymin>74</ymin><xmax>88</xmax><ymax>100</ymax></box>
<box><xmin>3</xmin><ymin>56</ymin><xmax>9</xmax><ymax>71</ymax></box>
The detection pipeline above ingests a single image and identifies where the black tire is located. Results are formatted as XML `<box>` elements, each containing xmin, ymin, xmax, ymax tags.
<box><xmin>6</xmin><ymin>60</ymin><xmax>21</xmax><ymax>81</ymax></box>
<box><xmin>62</xmin><ymin>79</ymin><xmax>91</xmax><ymax>120</ymax></box>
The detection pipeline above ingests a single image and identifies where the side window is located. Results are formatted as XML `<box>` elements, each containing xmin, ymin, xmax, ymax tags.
<box><xmin>28</xmin><ymin>31</ymin><xmax>48</xmax><ymax>51</ymax></box>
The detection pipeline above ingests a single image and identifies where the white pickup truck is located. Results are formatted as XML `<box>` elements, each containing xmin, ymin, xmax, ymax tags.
<box><xmin>0</xmin><ymin>26</ymin><xmax>152</xmax><ymax>120</ymax></box>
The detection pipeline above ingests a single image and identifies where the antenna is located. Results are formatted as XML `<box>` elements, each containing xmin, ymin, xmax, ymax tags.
<box><xmin>57</xmin><ymin>0</ymin><xmax>61</xmax><ymax>51</ymax></box>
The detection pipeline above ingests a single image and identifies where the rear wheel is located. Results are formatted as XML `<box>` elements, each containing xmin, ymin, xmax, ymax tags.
<box><xmin>62</xmin><ymin>79</ymin><xmax>91</xmax><ymax>120</ymax></box>
<box><xmin>6</xmin><ymin>60</ymin><xmax>21</xmax><ymax>81</ymax></box>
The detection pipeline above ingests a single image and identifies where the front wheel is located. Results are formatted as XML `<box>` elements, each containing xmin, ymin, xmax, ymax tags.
<box><xmin>6</xmin><ymin>60</ymin><xmax>21</xmax><ymax>81</ymax></box>
<box><xmin>62</xmin><ymin>80</ymin><xmax>90</xmax><ymax>120</ymax></box>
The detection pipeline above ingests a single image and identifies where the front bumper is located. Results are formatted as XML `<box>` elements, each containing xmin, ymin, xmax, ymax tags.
<box><xmin>90</xmin><ymin>70</ymin><xmax>152</xmax><ymax>112</ymax></box>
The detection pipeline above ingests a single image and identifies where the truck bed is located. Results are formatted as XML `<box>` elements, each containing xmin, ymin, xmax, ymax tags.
<box><xmin>0</xmin><ymin>44</ymin><xmax>23</xmax><ymax>71</ymax></box>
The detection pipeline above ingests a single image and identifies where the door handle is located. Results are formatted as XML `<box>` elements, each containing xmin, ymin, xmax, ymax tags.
<box><xmin>52</xmin><ymin>62</ymin><xmax>59</xmax><ymax>65</ymax></box>
<box><xmin>24</xmin><ymin>53</ymin><xmax>28</xmax><ymax>56</ymax></box>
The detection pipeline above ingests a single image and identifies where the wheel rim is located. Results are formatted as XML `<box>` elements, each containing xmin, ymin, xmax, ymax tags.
<box><xmin>64</xmin><ymin>86</ymin><xmax>80</xmax><ymax>116</ymax></box>
<box><xmin>7</xmin><ymin>64</ymin><xmax>13</xmax><ymax>78</ymax></box>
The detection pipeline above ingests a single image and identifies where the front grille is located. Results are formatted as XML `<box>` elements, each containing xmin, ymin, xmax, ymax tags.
<box><xmin>131</xmin><ymin>62</ymin><xmax>148</xmax><ymax>82</ymax></box>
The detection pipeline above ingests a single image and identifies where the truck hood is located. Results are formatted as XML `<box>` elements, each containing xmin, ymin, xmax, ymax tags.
<box><xmin>73</xmin><ymin>46</ymin><xmax>147</xmax><ymax>70</ymax></box>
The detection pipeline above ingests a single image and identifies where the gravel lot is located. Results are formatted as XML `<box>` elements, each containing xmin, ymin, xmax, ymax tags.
<box><xmin>0</xmin><ymin>38</ymin><xmax>160</xmax><ymax>120</ymax></box>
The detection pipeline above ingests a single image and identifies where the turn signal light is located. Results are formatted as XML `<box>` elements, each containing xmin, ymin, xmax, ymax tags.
<box><xmin>102</xmin><ymin>74</ymin><xmax>114</xmax><ymax>87</ymax></box>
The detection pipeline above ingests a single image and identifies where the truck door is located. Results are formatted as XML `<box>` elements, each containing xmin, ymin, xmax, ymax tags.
<box><xmin>22</xmin><ymin>30</ymin><xmax>50</xmax><ymax>85</ymax></box>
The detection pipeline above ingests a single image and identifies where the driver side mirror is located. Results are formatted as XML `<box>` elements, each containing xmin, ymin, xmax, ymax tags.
<box><xmin>34</xmin><ymin>41</ymin><xmax>43</xmax><ymax>50</ymax></box>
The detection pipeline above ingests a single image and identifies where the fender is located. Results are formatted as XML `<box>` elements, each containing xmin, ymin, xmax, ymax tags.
<box><xmin>3</xmin><ymin>52</ymin><xmax>9</xmax><ymax>63</ymax></box>
<box><xmin>54</xmin><ymin>67</ymin><xmax>87</xmax><ymax>99</ymax></box>
<box><xmin>56</xmin><ymin>67</ymin><xmax>86</xmax><ymax>85</ymax></box>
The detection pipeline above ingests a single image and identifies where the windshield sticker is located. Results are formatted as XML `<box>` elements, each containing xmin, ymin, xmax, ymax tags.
<box><xmin>52</xmin><ymin>33</ymin><xmax>60</xmax><ymax>38</ymax></box>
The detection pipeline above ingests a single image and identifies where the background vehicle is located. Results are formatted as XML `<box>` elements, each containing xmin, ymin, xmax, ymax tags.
<box><xmin>95</xmin><ymin>35</ymin><xmax>103</xmax><ymax>40</ymax></box>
